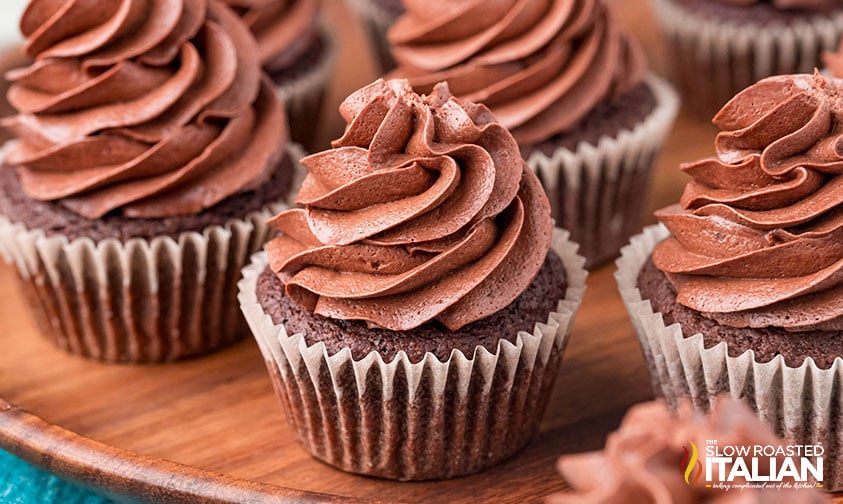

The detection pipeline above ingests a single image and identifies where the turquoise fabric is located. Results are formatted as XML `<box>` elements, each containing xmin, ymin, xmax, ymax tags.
<box><xmin>0</xmin><ymin>449</ymin><xmax>113</xmax><ymax>503</ymax></box>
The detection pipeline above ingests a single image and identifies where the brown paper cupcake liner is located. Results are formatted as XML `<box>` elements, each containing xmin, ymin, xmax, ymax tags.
<box><xmin>525</xmin><ymin>74</ymin><xmax>679</xmax><ymax>269</ymax></box>
<box><xmin>238</xmin><ymin>228</ymin><xmax>587</xmax><ymax>481</ymax></box>
<box><xmin>345</xmin><ymin>0</ymin><xmax>399</xmax><ymax>71</ymax></box>
<box><xmin>652</xmin><ymin>0</ymin><xmax>843</xmax><ymax>118</ymax></box>
<box><xmin>274</xmin><ymin>24</ymin><xmax>338</xmax><ymax>151</ymax></box>
<box><xmin>0</xmin><ymin>145</ymin><xmax>305</xmax><ymax>364</ymax></box>
<box><xmin>616</xmin><ymin>224</ymin><xmax>843</xmax><ymax>491</ymax></box>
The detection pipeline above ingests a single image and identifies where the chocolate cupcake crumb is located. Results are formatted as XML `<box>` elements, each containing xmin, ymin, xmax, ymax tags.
<box><xmin>637</xmin><ymin>256</ymin><xmax>843</xmax><ymax>370</ymax></box>
<box><xmin>0</xmin><ymin>154</ymin><xmax>293</xmax><ymax>242</ymax></box>
<box><xmin>257</xmin><ymin>250</ymin><xmax>567</xmax><ymax>363</ymax></box>
<box><xmin>520</xmin><ymin>82</ymin><xmax>657</xmax><ymax>159</ymax></box>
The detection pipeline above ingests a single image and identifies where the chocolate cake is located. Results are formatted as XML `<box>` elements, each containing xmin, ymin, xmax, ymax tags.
<box><xmin>0</xmin><ymin>0</ymin><xmax>296</xmax><ymax>362</ymax></box>
<box><xmin>387</xmin><ymin>0</ymin><xmax>678</xmax><ymax>267</ymax></box>
<box><xmin>239</xmin><ymin>78</ymin><xmax>586</xmax><ymax>480</ymax></box>
<box><xmin>520</xmin><ymin>83</ymin><xmax>658</xmax><ymax>159</ymax></box>
<box><xmin>617</xmin><ymin>73</ymin><xmax>843</xmax><ymax>491</ymax></box>
<box><xmin>638</xmin><ymin>256</ymin><xmax>843</xmax><ymax>370</ymax></box>
<box><xmin>0</xmin><ymin>155</ymin><xmax>292</xmax><ymax>242</ymax></box>
<box><xmin>256</xmin><ymin>250</ymin><xmax>567</xmax><ymax>363</ymax></box>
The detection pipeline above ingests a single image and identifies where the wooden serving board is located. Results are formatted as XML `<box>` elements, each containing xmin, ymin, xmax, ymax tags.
<box><xmin>1</xmin><ymin>1</ymin><xmax>836</xmax><ymax>503</ymax></box>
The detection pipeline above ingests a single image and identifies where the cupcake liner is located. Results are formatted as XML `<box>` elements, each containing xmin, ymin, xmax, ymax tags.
<box><xmin>652</xmin><ymin>0</ymin><xmax>843</xmax><ymax>118</ymax></box>
<box><xmin>0</xmin><ymin>145</ymin><xmax>305</xmax><ymax>364</ymax></box>
<box><xmin>525</xmin><ymin>74</ymin><xmax>679</xmax><ymax>269</ymax></box>
<box><xmin>274</xmin><ymin>24</ymin><xmax>338</xmax><ymax>151</ymax></box>
<box><xmin>616</xmin><ymin>224</ymin><xmax>843</xmax><ymax>490</ymax></box>
<box><xmin>345</xmin><ymin>0</ymin><xmax>399</xmax><ymax>72</ymax></box>
<box><xmin>238</xmin><ymin>228</ymin><xmax>587</xmax><ymax>481</ymax></box>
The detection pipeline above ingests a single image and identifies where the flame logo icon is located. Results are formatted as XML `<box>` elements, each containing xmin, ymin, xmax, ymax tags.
<box><xmin>680</xmin><ymin>441</ymin><xmax>702</xmax><ymax>485</ymax></box>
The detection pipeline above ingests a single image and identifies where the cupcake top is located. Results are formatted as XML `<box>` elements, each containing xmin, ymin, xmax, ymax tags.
<box><xmin>265</xmin><ymin>78</ymin><xmax>553</xmax><ymax>331</ymax></box>
<box><xmin>222</xmin><ymin>0</ymin><xmax>318</xmax><ymax>74</ymax></box>
<box><xmin>652</xmin><ymin>73</ymin><xmax>843</xmax><ymax>332</ymax></box>
<box><xmin>549</xmin><ymin>398</ymin><xmax>829</xmax><ymax>503</ymax></box>
<box><xmin>3</xmin><ymin>0</ymin><xmax>286</xmax><ymax>219</ymax></box>
<box><xmin>387</xmin><ymin>0</ymin><xmax>646</xmax><ymax>145</ymax></box>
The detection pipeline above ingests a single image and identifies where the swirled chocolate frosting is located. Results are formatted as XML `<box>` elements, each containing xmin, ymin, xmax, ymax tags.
<box><xmin>3</xmin><ymin>0</ymin><xmax>287</xmax><ymax>219</ymax></box>
<box><xmin>387</xmin><ymin>0</ymin><xmax>647</xmax><ymax>145</ymax></box>
<box><xmin>549</xmin><ymin>398</ymin><xmax>829</xmax><ymax>503</ymax></box>
<box><xmin>222</xmin><ymin>0</ymin><xmax>318</xmax><ymax>74</ymax></box>
<box><xmin>653</xmin><ymin>73</ymin><xmax>843</xmax><ymax>332</ymax></box>
<box><xmin>717</xmin><ymin>0</ymin><xmax>839</xmax><ymax>10</ymax></box>
<box><xmin>266</xmin><ymin>79</ymin><xmax>553</xmax><ymax>331</ymax></box>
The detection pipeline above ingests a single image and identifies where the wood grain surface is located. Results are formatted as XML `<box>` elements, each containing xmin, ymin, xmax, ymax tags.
<box><xmin>0</xmin><ymin>0</ymin><xmax>837</xmax><ymax>503</ymax></box>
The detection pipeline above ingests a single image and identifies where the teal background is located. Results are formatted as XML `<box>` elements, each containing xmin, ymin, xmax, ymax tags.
<box><xmin>0</xmin><ymin>449</ymin><xmax>113</xmax><ymax>504</ymax></box>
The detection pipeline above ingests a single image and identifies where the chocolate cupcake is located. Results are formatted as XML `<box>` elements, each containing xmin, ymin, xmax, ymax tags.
<box><xmin>345</xmin><ymin>0</ymin><xmax>403</xmax><ymax>72</ymax></box>
<box><xmin>550</xmin><ymin>397</ymin><xmax>829</xmax><ymax>503</ymax></box>
<box><xmin>238</xmin><ymin>79</ymin><xmax>587</xmax><ymax>480</ymax></box>
<box><xmin>0</xmin><ymin>0</ymin><xmax>300</xmax><ymax>362</ymax></box>
<box><xmin>222</xmin><ymin>0</ymin><xmax>337</xmax><ymax>150</ymax></box>
<box><xmin>617</xmin><ymin>73</ymin><xmax>843</xmax><ymax>489</ymax></box>
<box><xmin>387</xmin><ymin>0</ymin><xmax>679</xmax><ymax>268</ymax></box>
<box><xmin>652</xmin><ymin>0</ymin><xmax>843</xmax><ymax>119</ymax></box>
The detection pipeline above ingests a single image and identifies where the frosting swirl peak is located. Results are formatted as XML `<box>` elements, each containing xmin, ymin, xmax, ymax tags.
<box><xmin>653</xmin><ymin>73</ymin><xmax>843</xmax><ymax>332</ymax></box>
<box><xmin>387</xmin><ymin>0</ymin><xmax>647</xmax><ymax>145</ymax></box>
<box><xmin>266</xmin><ymin>79</ymin><xmax>553</xmax><ymax>331</ymax></box>
<box><xmin>3</xmin><ymin>0</ymin><xmax>287</xmax><ymax>219</ymax></box>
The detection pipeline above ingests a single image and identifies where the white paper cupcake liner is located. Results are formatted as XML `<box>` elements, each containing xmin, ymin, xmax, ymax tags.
<box><xmin>345</xmin><ymin>0</ymin><xmax>400</xmax><ymax>71</ymax></box>
<box><xmin>0</xmin><ymin>145</ymin><xmax>305</xmax><ymax>363</ymax></box>
<box><xmin>616</xmin><ymin>224</ymin><xmax>843</xmax><ymax>491</ymax></box>
<box><xmin>274</xmin><ymin>24</ymin><xmax>338</xmax><ymax>151</ymax></box>
<box><xmin>525</xmin><ymin>74</ymin><xmax>679</xmax><ymax>269</ymax></box>
<box><xmin>238</xmin><ymin>228</ymin><xmax>587</xmax><ymax>480</ymax></box>
<box><xmin>652</xmin><ymin>0</ymin><xmax>843</xmax><ymax>118</ymax></box>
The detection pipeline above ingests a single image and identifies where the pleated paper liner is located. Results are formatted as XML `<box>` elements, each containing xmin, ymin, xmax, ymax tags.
<box><xmin>525</xmin><ymin>74</ymin><xmax>679</xmax><ymax>270</ymax></box>
<box><xmin>652</xmin><ymin>0</ymin><xmax>843</xmax><ymax>119</ymax></box>
<box><xmin>0</xmin><ymin>145</ymin><xmax>305</xmax><ymax>364</ymax></box>
<box><xmin>275</xmin><ymin>24</ymin><xmax>338</xmax><ymax>151</ymax></box>
<box><xmin>616</xmin><ymin>224</ymin><xmax>843</xmax><ymax>491</ymax></box>
<box><xmin>238</xmin><ymin>228</ymin><xmax>587</xmax><ymax>481</ymax></box>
